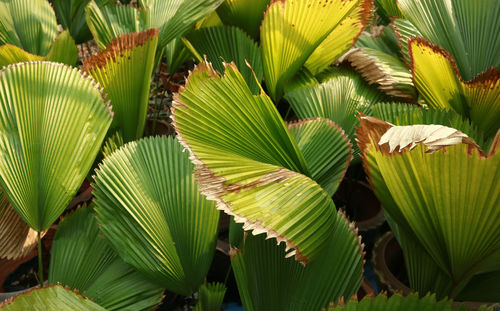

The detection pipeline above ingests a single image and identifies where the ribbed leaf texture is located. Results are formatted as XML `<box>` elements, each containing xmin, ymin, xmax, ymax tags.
<box><xmin>193</xmin><ymin>283</ymin><xmax>227</xmax><ymax>311</ymax></box>
<box><xmin>185</xmin><ymin>25</ymin><xmax>263</xmax><ymax>94</ymax></box>
<box><xmin>0</xmin><ymin>0</ymin><xmax>58</xmax><ymax>55</ymax></box>
<box><xmin>53</xmin><ymin>0</ymin><xmax>114</xmax><ymax>44</ymax></box>
<box><xmin>260</xmin><ymin>0</ymin><xmax>373</xmax><ymax>100</ymax></box>
<box><xmin>284</xmin><ymin>68</ymin><xmax>388</xmax><ymax>157</ymax></box>
<box><xmin>216</xmin><ymin>0</ymin><xmax>270</xmax><ymax>39</ymax></box>
<box><xmin>327</xmin><ymin>293</ymin><xmax>491</xmax><ymax>311</ymax></box>
<box><xmin>173</xmin><ymin>61</ymin><xmax>354</xmax><ymax>265</ymax></box>
<box><xmin>374</xmin><ymin>0</ymin><xmax>405</xmax><ymax>20</ymax></box>
<box><xmin>48</xmin><ymin>206</ymin><xmax>164</xmax><ymax>311</ymax></box>
<box><xmin>93</xmin><ymin>136</ymin><xmax>220</xmax><ymax>296</ymax></box>
<box><xmin>357</xmin><ymin>115</ymin><xmax>500</xmax><ymax>300</ymax></box>
<box><xmin>230</xmin><ymin>218</ymin><xmax>363</xmax><ymax>311</ymax></box>
<box><xmin>398</xmin><ymin>0</ymin><xmax>500</xmax><ymax>81</ymax></box>
<box><xmin>0</xmin><ymin>62</ymin><xmax>112</xmax><ymax>231</ymax></box>
<box><xmin>0</xmin><ymin>190</ymin><xmax>40</xmax><ymax>260</ymax></box>
<box><xmin>392</xmin><ymin>19</ymin><xmax>421</xmax><ymax>66</ymax></box>
<box><xmin>83</xmin><ymin>29</ymin><xmax>159</xmax><ymax>143</ymax></box>
<box><xmin>0</xmin><ymin>30</ymin><xmax>78</xmax><ymax>68</ymax></box>
<box><xmin>0</xmin><ymin>285</ymin><xmax>107</xmax><ymax>311</ymax></box>
<box><xmin>409</xmin><ymin>38</ymin><xmax>500</xmax><ymax>137</ymax></box>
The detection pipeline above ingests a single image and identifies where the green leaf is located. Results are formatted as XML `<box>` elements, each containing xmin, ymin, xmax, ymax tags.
<box><xmin>85</xmin><ymin>1</ymin><xmax>148</xmax><ymax>50</ymax></box>
<box><xmin>392</xmin><ymin>19</ymin><xmax>421</xmax><ymax>65</ymax></box>
<box><xmin>164</xmin><ymin>38</ymin><xmax>192</xmax><ymax>74</ymax></box>
<box><xmin>260</xmin><ymin>0</ymin><xmax>373</xmax><ymax>100</ymax></box>
<box><xmin>409</xmin><ymin>38</ymin><xmax>500</xmax><ymax>137</ymax></box>
<box><xmin>173</xmin><ymin>62</ymin><xmax>353</xmax><ymax>264</ymax></box>
<box><xmin>284</xmin><ymin>68</ymin><xmax>388</xmax><ymax>157</ymax></box>
<box><xmin>93</xmin><ymin>136</ymin><xmax>220</xmax><ymax>296</ymax></box>
<box><xmin>374</xmin><ymin>0</ymin><xmax>405</xmax><ymax>20</ymax></box>
<box><xmin>83</xmin><ymin>29</ymin><xmax>158</xmax><ymax>143</ymax></box>
<box><xmin>52</xmin><ymin>0</ymin><xmax>114</xmax><ymax>44</ymax></box>
<box><xmin>0</xmin><ymin>0</ymin><xmax>58</xmax><ymax>55</ymax></box>
<box><xmin>49</xmin><ymin>206</ymin><xmax>164</xmax><ymax>311</ymax></box>
<box><xmin>287</xmin><ymin>119</ymin><xmax>352</xmax><ymax>196</ymax></box>
<box><xmin>0</xmin><ymin>285</ymin><xmax>107</xmax><ymax>311</ymax></box>
<box><xmin>0</xmin><ymin>30</ymin><xmax>78</xmax><ymax>68</ymax></box>
<box><xmin>0</xmin><ymin>62</ymin><xmax>112</xmax><ymax>231</ymax></box>
<box><xmin>398</xmin><ymin>0</ymin><xmax>500</xmax><ymax>81</ymax></box>
<box><xmin>185</xmin><ymin>25</ymin><xmax>263</xmax><ymax>94</ymax></box>
<box><xmin>216</xmin><ymin>0</ymin><xmax>270</xmax><ymax>39</ymax></box>
<box><xmin>230</xmin><ymin>214</ymin><xmax>363</xmax><ymax>311</ymax></box>
<box><xmin>357</xmin><ymin>116</ymin><xmax>500</xmax><ymax>299</ymax></box>
<box><xmin>327</xmin><ymin>293</ymin><xmax>484</xmax><ymax>311</ymax></box>
<box><xmin>193</xmin><ymin>283</ymin><xmax>227</xmax><ymax>311</ymax></box>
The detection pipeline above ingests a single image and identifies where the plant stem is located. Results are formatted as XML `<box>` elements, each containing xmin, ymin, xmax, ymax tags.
<box><xmin>37</xmin><ymin>231</ymin><xmax>44</xmax><ymax>287</ymax></box>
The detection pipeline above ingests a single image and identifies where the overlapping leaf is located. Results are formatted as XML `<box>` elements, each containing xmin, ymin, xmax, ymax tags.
<box><xmin>260</xmin><ymin>0</ymin><xmax>373</xmax><ymax>100</ymax></box>
<box><xmin>357</xmin><ymin>115</ymin><xmax>500</xmax><ymax>299</ymax></box>
<box><xmin>0</xmin><ymin>285</ymin><xmax>107</xmax><ymax>311</ymax></box>
<box><xmin>83</xmin><ymin>29</ymin><xmax>158</xmax><ymax>143</ymax></box>
<box><xmin>93</xmin><ymin>136</ymin><xmax>220</xmax><ymax>296</ymax></box>
<box><xmin>49</xmin><ymin>206</ymin><xmax>164</xmax><ymax>311</ymax></box>
<box><xmin>327</xmin><ymin>293</ymin><xmax>490</xmax><ymax>311</ymax></box>
<box><xmin>185</xmin><ymin>25</ymin><xmax>263</xmax><ymax>94</ymax></box>
<box><xmin>230</xmin><ymin>215</ymin><xmax>363</xmax><ymax>311</ymax></box>
<box><xmin>216</xmin><ymin>0</ymin><xmax>270</xmax><ymax>39</ymax></box>
<box><xmin>0</xmin><ymin>62</ymin><xmax>112</xmax><ymax>232</ymax></box>
<box><xmin>173</xmin><ymin>62</ymin><xmax>353</xmax><ymax>264</ymax></box>
<box><xmin>409</xmin><ymin>38</ymin><xmax>500</xmax><ymax>137</ymax></box>
<box><xmin>193</xmin><ymin>283</ymin><xmax>227</xmax><ymax>311</ymax></box>
<box><xmin>0</xmin><ymin>0</ymin><xmax>58</xmax><ymax>56</ymax></box>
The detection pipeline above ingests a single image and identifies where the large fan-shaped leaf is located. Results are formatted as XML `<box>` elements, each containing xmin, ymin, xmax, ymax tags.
<box><xmin>409</xmin><ymin>38</ymin><xmax>500</xmax><ymax>137</ymax></box>
<box><xmin>260</xmin><ymin>0</ymin><xmax>373</xmax><ymax>100</ymax></box>
<box><xmin>0</xmin><ymin>285</ymin><xmax>107</xmax><ymax>311</ymax></box>
<box><xmin>0</xmin><ymin>31</ymin><xmax>79</xmax><ymax>68</ymax></box>
<box><xmin>48</xmin><ymin>206</ymin><xmax>164</xmax><ymax>311</ymax></box>
<box><xmin>173</xmin><ymin>62</ymin><xmax>353</xmax><ymax>264</ymax></box>
<box><xmin>374</xmin><ymin>0</ymin><xmax>404</xmax><ymax>20</ymax></box>
<box><xmin>93</xmin><ymin>136</ymin><xmax>220</xmax><ymax>296</ymax></box>
<box><xmin>185</xmin><ymin>26</ymin><xmax>263</xmax><ymax>94</ymax></box>
<box><xmin>0</xmin><ymin>192</ymin><xmax>40</xmax><ymax>260</ymax></box>
<box><xmin>85</xmin><ymin>1</ymin><xmax>148</xmax><ymax>50</ymax></box>
<box><xmin>53</xmin><ymin>0</ymin><xmax>114</xmax><ymax>44</ymax></box>
<box><xmin>398</xmin><ymin>0</ymin><xmax>500</xmax><ymax>81</ymax></box>
<box><xmin>327</xmin><ymin>293</ymin><xmax>490</xmax><ymax>311</ymax></box>
<box><xmin>231</xmin><ymin>214</ymin><xmax>363</xmax><ymax>311</ymax></box>
<box><xmin>392</xmin><ymin>19</ymin><xmax>421</xmax><ymax>66</ymax></box>
<box><xmin>0</xmin><ymin>62</ymin><xmax>112</xmax><ymax>232</ymax></box>
<box><xmin>357</xmin><ymin>116</ymin><xmax>500</xmax><ymax>299</ymax></box>
<box><xmin>284</xmin><ymin>68</ymin><xmax>387</xmax><ymax>157</ymax></box>
<box><xmin>216</xmin><ymin>0</ymin><xmax>270</xmax><ymax>40</ymax></box>
<box><xmin>0</xmin><ymin>0</ymin><xmax>58</xmax><ymax>56</ymax></box>
<box><xmin>83</xmin><ymin>29</ymin><xmax>158</xmax><ymax>143</ymax></box>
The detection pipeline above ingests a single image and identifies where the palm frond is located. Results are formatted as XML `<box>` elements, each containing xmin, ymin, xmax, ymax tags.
<box><xmin>216</xmin><ymin>0</ymin><xmax>270</xmax><ymax>40</ymax></box>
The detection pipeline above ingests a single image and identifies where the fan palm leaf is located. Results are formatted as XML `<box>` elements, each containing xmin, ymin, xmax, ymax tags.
<box><xmin>49</xmin><ymin>206</ymin><xmax>164</xmax><ymax>311</ymax></box>
<box><xmin>173</xmin><ymin>61</ymin><xmax>353</xmax><ymax>264</ymax></box>
<box><xmin>356</xmin><ymin>115</ymin><xmax>500</xmax><ymax>299</ymax></box>
<box><xmin>93</xmin><ymin>136</ymin><xmax>220</xmax><ymax>296</ymax></box>
<box><xmin>216</xmin><ymin>0</ymin><xmax>270</xmax><ymax>40</ymax></box>
<box><xmin>0</xmin><ymin>285</ymin><xmax>107</xmax><ymax>311</ymax></box>
<box><xmin>0</xmin><ymin>62</ymin><xmax>112</xmax><ymax>232</ymax></box>
<box><xmin>83</xmin><ymin>29</ymin><xmax>159</xmax><ymax>143</ymax></box>
<box><xmin>260</xmin><ymin>0</ymin><xmax>373</xmax><ymax>100</ymax></box>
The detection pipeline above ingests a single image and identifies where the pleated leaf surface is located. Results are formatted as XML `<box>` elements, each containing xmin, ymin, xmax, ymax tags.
<box><xmin>409</xmin><ymin>38</ymin><xmax>500</xmax><ymax>137</ymax></box>
<box><xmin>230</xmin><ymin>215</ymin><xmax>363</xmax><ymax>311</ymax></box>
<box><xmin>193</xmin><ymin>283</ymin><xmax>227</xmax><ymax>311</ymax></box>
<box><xmin>185</xmin><ymin>26</ymin><xmax>263</xmax><ymax>94</ymax></box>
<box><xmin>0</xmin><ymin>285</ymin><xmax>107</xmax><ymax>311</ymax></box>
<box><xmin>216</xmin><ymin>0</ymin><xmax>270</xmax><ymax>39</ymax></box>
<box><xmin>173</xmin><ymin>62</ymin><xmax>353</xmax><ymax>264</ymax></box>
<box><xmin>49</xmin><ymin>206</ymin><xmax>164</xmax><ymax>311</ymax></box>
<box><xmin>260</xmin><ymin>0</ymin><xmax>373</xmax><ymax>100</ymax></box>
<box><xmin>0</xmin><ymin>0</ymin><xmax>58</xmax><ymax>55</ymax></box>
<box><xmin>83</xmin><ymin>29</ymin><xmax>159</xmax><ymax>143</ymax></box>
<box><xmin>357</xmin><ymin>116</ymin><xmax>500</xmax><ymax>299</ymax></box>
<box><xmin>0</xmin><ymin>62</ymin><xmax>112</xmax><ymax>231</ymax></box>
<box><xmin>93</xmin><ymin>136</ymin><xmax>220</xmax><ymax>296</ymax></box>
